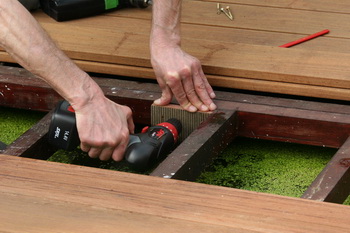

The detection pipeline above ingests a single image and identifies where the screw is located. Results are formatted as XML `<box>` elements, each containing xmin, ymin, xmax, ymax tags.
<box><xmin>221</xmin><ymin>6</ymin><xmax>233</xmax><ymax>20</ymax></box>
<box><xmin>217</xmin><ymin>3</ymin><xmax>221</xmax><ymax>15</ymax></box>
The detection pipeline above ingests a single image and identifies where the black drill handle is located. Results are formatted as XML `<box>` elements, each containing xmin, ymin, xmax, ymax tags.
<box><xmin>48</xmin><ymin>100</ymin><xmax>182</xmax><ymax>171</ymax></box>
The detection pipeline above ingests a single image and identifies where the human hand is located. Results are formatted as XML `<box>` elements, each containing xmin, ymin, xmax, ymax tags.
<box><xmin>73</xmin><ymin>97</ymin><xmax>134</xmax><ymax>161</ymax></box>
<box><xmin>151</xmin><ymin>44</ymin><xmax>217</xmax><ymax>112</ymax></box>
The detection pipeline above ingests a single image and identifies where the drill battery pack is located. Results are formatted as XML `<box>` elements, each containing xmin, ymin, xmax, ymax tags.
<box><xmin>39</xmin><ymin>0</ymin><xmax>121</xmax><ymax>21</ymax></box>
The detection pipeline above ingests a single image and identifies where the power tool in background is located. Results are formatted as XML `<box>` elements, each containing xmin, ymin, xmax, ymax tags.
<box><xmin>39</xmin><ymin>0</ymin><xmax>152</xmax><ymax>21</ymax></box>
<box><xmin>48</xmin><ymin>100</ymin><xmax>182</xmax><ymax>171</ymax></box>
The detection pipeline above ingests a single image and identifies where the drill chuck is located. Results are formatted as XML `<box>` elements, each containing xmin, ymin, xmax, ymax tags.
<box><xmin>125</xmin><ymin>118</ymin><xmax>182</xmax><ymax>171</ymax></box>
<box><xmin>48</xmin><ymin>100</ymin><xmax>182</xmax><ymax>171</ymax></box>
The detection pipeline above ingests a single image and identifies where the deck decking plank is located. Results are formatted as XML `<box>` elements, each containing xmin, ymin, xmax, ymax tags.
<box><xmin>2</xmin><ymin>2</ymin><xmax>350</xmax><ymax>101</ymax></box>
<box><xmin>108</xmin><ymin>1</ymin><xmax>350</xmax><ymax>38</ymax></box>
<box><xmin>4</xmin><ymin>15</ymin><xmax>350</xmax><ymax>89</ymax></box>
<box><xmin>34</xmin><ymin>10</ymin><xmax>350</xmax><ymax>53</ymax></box>
<box><xmin>0</xmin><ymin>154</ymin><xmax>349</xmax><ymax>232</ymax></box>
<box><xmin>201</xmin><ymin>0</ymin><xmax>350</xmax><ymax>14</ymax></box>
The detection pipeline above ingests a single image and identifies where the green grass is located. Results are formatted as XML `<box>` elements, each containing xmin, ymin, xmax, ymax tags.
<box><xmin>0</xmin><ymin>107</ymin><xmax>45</xmax><ymax>144</ymax></box>
<box><xmin>197</xmin><ymin>137</ymin><xmax>350</xmax><ymax>205</ymax></box>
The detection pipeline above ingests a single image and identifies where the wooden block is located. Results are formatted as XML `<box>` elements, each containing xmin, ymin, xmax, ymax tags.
<box><xmin>151</xmin><ymin>104</ymin><xmax>212</xmax><ymax>142</ymax></box>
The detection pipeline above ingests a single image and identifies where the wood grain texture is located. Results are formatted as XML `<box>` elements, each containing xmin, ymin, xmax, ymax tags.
<box><xmin>1</xmin><ymin>2</ymin><xmax>350</xmax><ymax>101</ymax></box>
<box><xmin>201</xmin><ymin>0</ymin><xmax>350</xmax><ymax>14</ymax></box>
<box><xmin>0</xmin><ymin>154</ymin><xmax>349</xmax><ymax>232</ymax></box>
<box><xmin>303</xmin><ymin>137</ymin><xmax>350</xmax><ymax>203</ymax></box>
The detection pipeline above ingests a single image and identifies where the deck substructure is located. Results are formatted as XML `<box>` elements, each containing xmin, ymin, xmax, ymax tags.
<box><xmin>1</xmin><ymin>66</ymin><xmax>349</xmax><ymax>205</ymax></box>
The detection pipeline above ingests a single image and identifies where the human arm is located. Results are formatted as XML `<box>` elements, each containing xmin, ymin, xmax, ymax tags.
<box><xmin>150</xmin><ymin>0</ymin><xmax>217</xmax><ymax>112</ymax></box>
<box><xmin>0</xmin><ymin>0</ymin><xmax>134</xmax><ymax>161</ymax></box>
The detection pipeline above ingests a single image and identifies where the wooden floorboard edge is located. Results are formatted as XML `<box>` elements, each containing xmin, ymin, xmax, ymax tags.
<box><xmin>3</xmin><ymin>53</ymin><xmax>350</xmax><ymax>102</ymax></box>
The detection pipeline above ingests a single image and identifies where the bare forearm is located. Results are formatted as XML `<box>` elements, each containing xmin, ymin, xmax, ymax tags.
<box><xmin>0</xmin><ymin>0</ymin><xmax>103</xmax><ymax>108</ymax></box>
<box><xmin>151</xmin><ymin>0</ymin><xmax>182</xmax><ymax>47</ymax></box>
<box><xmin>150</xmin><ymin>0</ymin><xmax>216</xmax><ymax>112</ymax></box>
<box><xmin>0</xmin><ymin>1</ymin><xmax>134</xmax><ymax>161</ymax></box>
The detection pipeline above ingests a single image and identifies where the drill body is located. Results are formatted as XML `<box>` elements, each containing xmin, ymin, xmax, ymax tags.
<box><xmin>125</xmin><ymin>120</ymin><xmax>180</xmax><ymax>171</ymax></box>
<box><xmin>48</xmin><ymin>100</ymin><xmax>181</xmax><ymax>171</ymax></box>
<box><xmin>40</xmin><ymin>0</ymin><xmax>152</xmax><ymax>21</ymax></box>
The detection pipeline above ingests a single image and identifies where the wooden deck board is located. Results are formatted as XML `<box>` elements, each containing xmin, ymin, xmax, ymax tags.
<box><xmin>202</xmin><ymin>0</ymin><xmax>350</xmax><ymax>14</ymax></box>
<box><xmin>1</xmin><ymin>1</ymin><xmax>350</xmax><ymax>101</ymax></box>
<box><xmin>0</xmin><ymin>154</ymin><xmax>349</xmax><ymax>232</ymax></box>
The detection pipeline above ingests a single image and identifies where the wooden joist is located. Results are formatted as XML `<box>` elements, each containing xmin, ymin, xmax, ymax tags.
<box><xmin>0</xmin><ymin>154</ymin><xmax>349</xmax><ymax>233</ymax></box>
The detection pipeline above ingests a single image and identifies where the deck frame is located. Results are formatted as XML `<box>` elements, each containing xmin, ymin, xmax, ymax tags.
<box><xmin>0</xmin><ymin>65</ymin><xmax>349</xmax><ymax>204</ymax></box>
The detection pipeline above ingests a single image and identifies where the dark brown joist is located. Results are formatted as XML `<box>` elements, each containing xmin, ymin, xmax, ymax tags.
<box><xmin>151</xmin><ymin>110</ymin><xmax>238</xmax><ymax>180</ymax></box>
<box><xmin>303</xmin><ymin>137</ymin><xmax>350</xmax><ymax>204</ymax></box>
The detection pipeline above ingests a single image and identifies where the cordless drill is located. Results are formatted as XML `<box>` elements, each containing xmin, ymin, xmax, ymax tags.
<box><xmin>48</xmin><ymin>100</ymin><xmax>182</xmax><ymax>171</ymax></box>
<box><xmin>40</xmin><ymin>0</ymin><xmax>152</xmax><ymax>21</ymax></box>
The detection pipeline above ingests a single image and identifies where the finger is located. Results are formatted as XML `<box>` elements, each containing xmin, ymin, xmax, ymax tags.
<box><xmin>193</xmin><ymin>70</ymin><xmax>217</xmax><ymax>111</ymax></box>
<box><xmin>111</xmin><ymin>143</ymin><xmax>128</xmax><ymax>162</ymax></box>
<box><xmin>123</xmin><ymin>106</ymin><xmax>135</xmax><ymax>134</ymax></box>
<box><xmin>154</xmin><ymin>85</ymin><xmax>173</xmax><ymax>106</ymax></box>
<box><xmin>181</xmin><ymin>71</ymin><xmax>209</xmax><ymax>112</ymax></box>
<box><xmin>199</xmin><ymin>68</ymin><xmax>216</xmax><ymax>99</ymax></box>
<box><xmin>88</xmin><ymin>147</ymin><xmax>102</xmax><ymax>159</ymax></box>
<box><xmin>128</xmin><ymin>117</ymin><xmax>135</xmax><ymax>134</ymax></box>
<box><xmin>80</xmin><ymin>143</ymin><xmax>91</xmax><ymax>153</ymax></box>
<box><xmin>166</xmin><ymin>72</ymin><xmax>197</xmax><ymax>112</ymax></box>
<box><xmin>99</xmin><ymin>147</ymin><xmax>114</xmax><ymax>161</ymax></box>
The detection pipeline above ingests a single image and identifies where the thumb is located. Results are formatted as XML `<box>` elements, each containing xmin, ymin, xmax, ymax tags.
<box><xmin>154</xmin><ymin>87</ymin><xmax>173</xmax><ymax>106</ymax></box>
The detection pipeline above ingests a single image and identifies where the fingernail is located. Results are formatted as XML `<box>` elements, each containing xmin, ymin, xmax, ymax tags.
<box><xmin>201</xmin><ymin>105</ymin><xmax>209</xmax><ymax>112</ymax></box>
<box><xmin>189</xmin><ymin>105</ymin><xmax>197</xmax><ymax>112</ymax></box>
<box><xmin>154</xmin><ymin>99</ymin><xmax>161</xmax><ymax>105</ymax></box>
<box><xmin>209</xmin><ymin>103</ymin><xmax>217</xmax><ymax>111</ymax></box>
<box><xmin>210</xmin><ymin>92</ymin><xmax>216</xmax><ymax>98</ymax></box>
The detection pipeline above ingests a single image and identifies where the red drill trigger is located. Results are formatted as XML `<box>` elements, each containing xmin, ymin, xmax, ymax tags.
<box><xmin>67</xmin><ymin>105</ymin><xmax>75</xmax><ymax>113</ymax></box>
<box><xmin>141</xmin><ymin>126</ymin><xmax>149</xmax><ymax>133</ymax></box>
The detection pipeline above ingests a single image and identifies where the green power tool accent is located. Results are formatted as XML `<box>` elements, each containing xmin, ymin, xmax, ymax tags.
<box><xmin>105</xmin><ymin>0</ymin><xmax>119</xmax><ymax>9</ymax></box>
<box><xmin>39</xmin><ymin>0</ymin><xmax>152</xmax><ymax>22</ymax></box>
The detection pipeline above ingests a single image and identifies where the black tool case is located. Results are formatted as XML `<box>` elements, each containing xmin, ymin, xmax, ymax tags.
<box><xmin>39</xmin><ymin>0</ymin><xmax>122</xmax><ymax>21</ymax></box>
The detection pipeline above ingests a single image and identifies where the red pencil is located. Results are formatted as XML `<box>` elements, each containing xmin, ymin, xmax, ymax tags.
<box><xmin>279</xmin><ymin>29</ymin><xmax>330</xmax><ymax>48</ymax></box>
